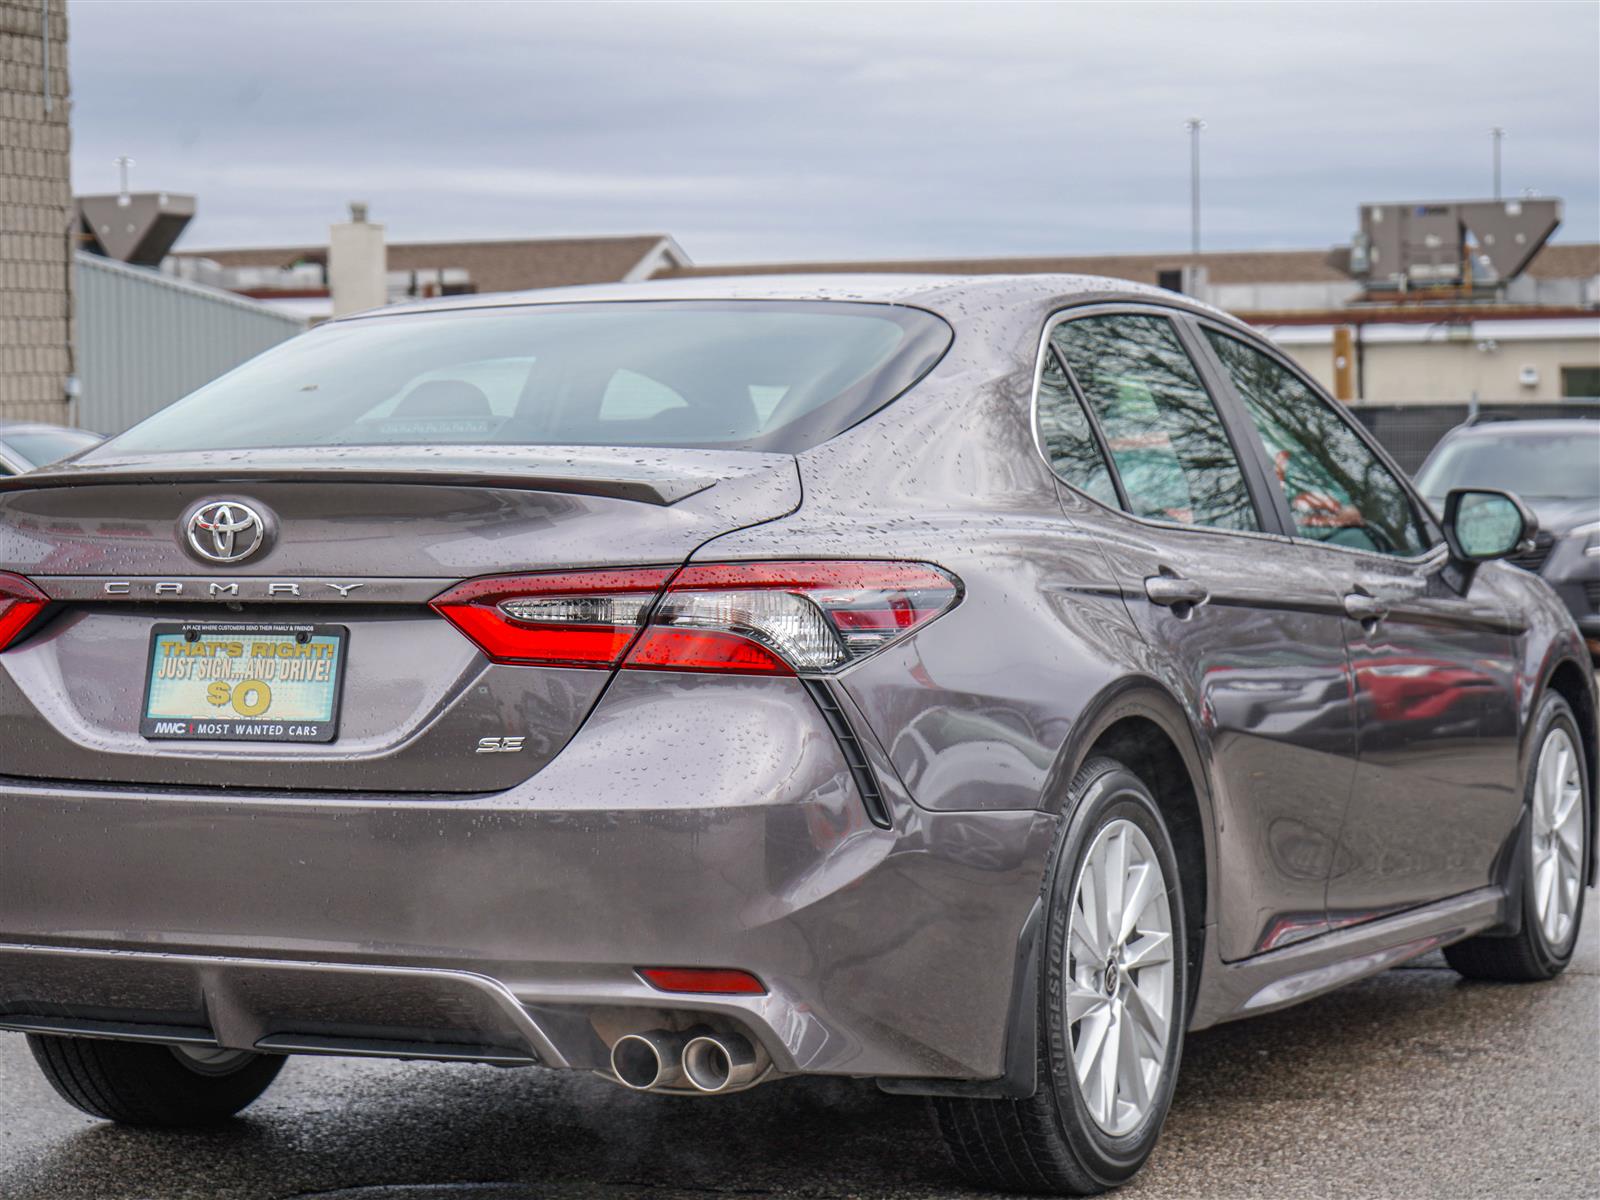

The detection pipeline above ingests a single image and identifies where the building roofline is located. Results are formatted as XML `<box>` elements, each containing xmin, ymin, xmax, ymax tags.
<box><xmin>175</xmin><ymin>231</ymin><xmax>676</xmax><ymax>258</ymax></box>
<box><xmin>667</xmin><ymin>245</ymin><xmax>1342</xmax><ymax>270</ymax></box>
<box><xmin>1242</xmin><ymin>304</ymin><xmax>1600</xmax><ymax>326</ymax></box>
<box><xmin>656</xmin><ymin>240</ymin><xmax>1598</xmax><ymax>286</ymax></box>
<box><xmin>1260</xmin><ymin>315</ymin><xmax>1600</xmax><ymax>345</ymax></box>
<box><xmin>75</xmin><ymin>251</ymin><xmax>308</xmax><ymax>326</ymax></box>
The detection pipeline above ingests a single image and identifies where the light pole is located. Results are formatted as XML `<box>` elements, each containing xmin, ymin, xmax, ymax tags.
<box><xmin>1489</xmin><ymin>126</ymin><xmax>1505</xmax><ymax>200</ymax></box>
<box><xmin>114</xmin><ymin>155</ymin><xmax>135</xmax><ymax>207</ymax></box>
<box><xmin>1185</xmin><ymin>117</ymin><xmax>1205</xmax><ymax>255</ymax></box>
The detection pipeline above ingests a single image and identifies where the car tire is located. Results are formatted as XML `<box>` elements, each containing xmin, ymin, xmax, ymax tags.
<box><xmin>931</xmin><ymin>756</ymin><xmax>1188</xmax><ymax>1195</ymax></box>
<box><xmin>1445</xmin><ymin>691</ymin><xmax>1590</xmax><ymax>983</ymax></box>
<box><xmin>27</xmin><ymin>1034</ymin><xmax>285</xmax><ymax>1126</ymax></box>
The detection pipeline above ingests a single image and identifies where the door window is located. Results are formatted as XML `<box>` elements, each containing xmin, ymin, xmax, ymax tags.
<box><xmin>1205</xmin><ymin>330</ymin><xmax>1432</xmax><ymax>556</ymax></box>
<box><xmin>1052</xmin><ymin>314</ymin><xmax>1259</xmax><ymax>532</ymax></box>
<box><xmin>1035</xmin><ymin>352</ymin><xmax>1119</xmax><ymax>507</ymax></box>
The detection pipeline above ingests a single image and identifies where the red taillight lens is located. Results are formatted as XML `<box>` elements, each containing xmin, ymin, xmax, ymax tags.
<box><xmin>626</xmin><ymin>627</ymin><xmax>795</xmax><ymax>676</ymax></box>
<box><xmin>0</xmin><ymin>572</ymin><xmax>47</xmax><ymax>651</ymax></box>
<box><xmin>625</xmin><ymin>560</ymin><xmax>959</xmax><ymax>676</ymax></box>
<box><xmin>637</xmin><ymin>967</ymin><xmax>767</xmax><ymax>995</ymax></box>
<box><xmin>432</xmin><ymin>561</ymin><xmax>959</xmax><ymax>675</ymax></box>
<box><xmin>429</xmin><ymin>567</ymin><xmax>674</xmax><ymax>668</ymax></box>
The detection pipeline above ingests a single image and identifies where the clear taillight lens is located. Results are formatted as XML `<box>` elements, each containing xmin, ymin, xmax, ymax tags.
<box><xmin>432</xmin><ymin>561</ymin><xmax>960</xmax><ymax>675</ymax></box>
<box><xmin>0</xmin><ymin>572</ymin><xmax>48</xmax><ymax>651</ymax></box>
<box><xmin>627</xmin><ymin>561</ymin><xmax>960</xmax><ymax>675</ymax></box>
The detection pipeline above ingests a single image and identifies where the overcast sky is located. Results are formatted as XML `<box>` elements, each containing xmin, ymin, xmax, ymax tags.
<box><xmin>69</xmin><ymin>1</ymin><xmax>1600</xmax><ymax>264</ymax></box>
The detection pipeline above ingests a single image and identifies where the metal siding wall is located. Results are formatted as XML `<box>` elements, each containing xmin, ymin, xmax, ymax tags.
<box><xmin>75</xmin><ymin>254</ymin><xmax>306</xmax><ymax>435</ymax></box>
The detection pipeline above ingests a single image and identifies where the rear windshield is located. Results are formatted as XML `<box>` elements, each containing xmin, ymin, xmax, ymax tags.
<box><xmin>102</xmin><ymin>300</ymin><xmax>951</xmax><ymax>456</ymax></box>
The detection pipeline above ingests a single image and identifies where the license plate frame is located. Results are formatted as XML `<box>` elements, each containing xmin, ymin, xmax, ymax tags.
<box><xmin>141</xmin><ymin>622</ymin><xmax>348</xmax><ymax>743</ymax></box>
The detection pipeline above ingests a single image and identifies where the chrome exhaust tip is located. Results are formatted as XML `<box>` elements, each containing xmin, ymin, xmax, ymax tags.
<box><xmin>682</xmin><ymin>1031</ymin><xmax>764</xmax><ymax>1093</ymax></box>
<box><xmin>610</xmin><ymin>1030</ymin><xmax>689</xmax><ymax>1091</ymax></box>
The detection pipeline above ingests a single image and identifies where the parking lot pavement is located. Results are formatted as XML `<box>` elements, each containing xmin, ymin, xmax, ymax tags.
<box><xmin>0</xmin><ymin>890</ymin><xmax>1594</xmax><ymax>1200</ymax></box>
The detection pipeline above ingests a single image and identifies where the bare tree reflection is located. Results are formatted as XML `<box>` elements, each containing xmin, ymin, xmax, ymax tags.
<box><xmin>1206</xmin><ymin>331</ymin><xmax>1429</xmax><ymax>556</ymax></box>
<box><xmin>1054</xmin><ymin>316</ymin><xmax>1258</xmax><ymax>532</ymax></box>
<box><xmin>1037</xmin><ymin>355</ymin><xmax>1119</xmax><ymax>506</ymax></box>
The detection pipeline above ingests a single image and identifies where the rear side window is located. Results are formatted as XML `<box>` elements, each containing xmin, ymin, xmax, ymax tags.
<box><xmin>1052</xmin><ymin>314</ymin><xmax>1259</xmax><ymax>532</ymax></box>
<box><xmin>102</xmin><ymin>301</ymin><xmax>952</xmax><ymax>456</ymax></box>
<box><xmin>1035</xmin><ymin>353</ymin><xmax>1119</xmax><ymax>507</ymax></box>
<box><xmin>1205</xmin><ymin>330</ymin><xmax>1431</xmax><ymax>556</ymax></box>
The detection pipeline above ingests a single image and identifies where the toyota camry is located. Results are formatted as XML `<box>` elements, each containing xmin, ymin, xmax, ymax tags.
<box><xmin>0</xmin><ymin>275</ymin><xmax>1593</xmax><ymax>1195</ymax></box>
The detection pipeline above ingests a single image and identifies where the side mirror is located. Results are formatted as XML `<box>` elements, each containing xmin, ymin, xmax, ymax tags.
<box><xmin>1442</xmin><ymin>488</ymin><xmax>1538</xmax><ymax>583</ymax></box>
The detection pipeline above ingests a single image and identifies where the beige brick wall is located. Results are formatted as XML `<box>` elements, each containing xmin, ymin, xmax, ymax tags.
<box><xmin>0</xmin><ymin>0</ymin><xmax>70</xmax><ymax>424</ymax></box>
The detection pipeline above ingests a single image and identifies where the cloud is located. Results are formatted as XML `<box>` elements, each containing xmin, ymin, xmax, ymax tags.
<box><xmin>68</xmin><ymin>0</ymin><xmax>1600</xmax><ymax>261</ymax></box>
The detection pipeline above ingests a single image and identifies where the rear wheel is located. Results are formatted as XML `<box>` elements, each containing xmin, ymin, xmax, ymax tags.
<box><xmin>1445</xmin><ymin>692</ymin><xmax>1590</xmax><ymax>983</ymax></box>
<box><xmin>27</xmin><ymin>1034</ymin><xmax>284</xmax><ymax>1126</ymax></box>
<box><xmin>932</xmin><ymin>757</ymin><xmax>1188</xmax><ymax>1195</ymax></box>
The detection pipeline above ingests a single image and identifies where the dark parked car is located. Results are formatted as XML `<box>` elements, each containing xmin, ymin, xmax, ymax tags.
<box><xmin>0</xmin><ymin>276</ymin><xmax>1593</xmax><ymax>1195</ymax></box>
<box><xmin>1416</xmin><ymin>417</ymin><xmax>1600</xmax><ymax>658</ymax></box>
<box><xmin>0</xmin><ymin>421</ymin><xmax>102</xmax><ymax>475</ymax></box>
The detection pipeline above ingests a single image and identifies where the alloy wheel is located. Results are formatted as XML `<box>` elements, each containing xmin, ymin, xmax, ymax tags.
<box><xmin>170</xmin><ymin>1044</ymin><xmax>258</xmax><ymax>1076</ymax></box>
<box><xmin>1064</xmin><ymin>818</ymin><xmax>1175</xmax><ymax>1137</ymax></box>
<box><xmin>1532</xmin><ymin>726</ymin><xmax>1584</xmax><ymax>948</ymax></box>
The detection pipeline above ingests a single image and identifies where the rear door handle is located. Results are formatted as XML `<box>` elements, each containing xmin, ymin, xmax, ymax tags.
<box><xmin>1144</xmin><ymin>575</ymin><xmax>1209</xmax><ymax>609</ymax></box>
<box><xmin>1342</xmin><ymin>592</ymin><xmax>1388</xmax><ymax>623</ymax></box>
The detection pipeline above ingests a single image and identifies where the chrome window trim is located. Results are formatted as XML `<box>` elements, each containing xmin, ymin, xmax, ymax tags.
<box><xmin>1282</xmin><ymin>535</ymin><xmax>1452</xmax><ymax>571</ymax></box>
<box><xmin>1028</xmin><ymin>300</ymin><xmax>1293</xmax><ymax>547</ymax></box>
<box><xmin>1188</xmin><ymin>315</ymin><xmax>1451</xmax><ymax>570</ymax></box>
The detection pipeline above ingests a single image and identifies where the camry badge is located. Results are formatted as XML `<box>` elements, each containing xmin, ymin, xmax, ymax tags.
<box><xmin>184</xmin><ymin>500</ymin><xmax>270</xmax><ymax>565</ymax></box>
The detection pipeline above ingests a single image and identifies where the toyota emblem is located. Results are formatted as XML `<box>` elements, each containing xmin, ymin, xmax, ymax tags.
<box><xmin>184</xmin><ymin>500</ymin><xmax>270</xmax><ymax>564</ymax></box>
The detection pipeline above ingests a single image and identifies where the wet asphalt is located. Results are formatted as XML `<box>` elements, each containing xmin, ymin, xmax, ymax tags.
<box><xmin>0</xmin><ymin>889</ymin><xmax>1595</xmax><ymax>1200</ymax></box>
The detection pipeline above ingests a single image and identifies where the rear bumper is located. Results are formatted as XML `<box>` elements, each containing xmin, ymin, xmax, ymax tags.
<box><xmin>0</xmin><ymin>672</ymin><xmax>1054</xmax><ymax>1082</ymax></box>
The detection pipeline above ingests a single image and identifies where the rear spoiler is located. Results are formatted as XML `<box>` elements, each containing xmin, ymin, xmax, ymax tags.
<box><xmin>0</xmin><ymin>446</ymin><xmax>797</xmax><ymax>508</ymax></box>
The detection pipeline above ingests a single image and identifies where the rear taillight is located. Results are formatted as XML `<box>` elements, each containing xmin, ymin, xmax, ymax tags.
<box><xmin>432</xmin><ymin>560</ymin><xmax>959</xmax><ymax>675</ymax></box>
<box><xmin>0</xmin><ymin>572</ymin><xmax>47</xmax><ymax>651</ymax></box>
<box><xmin>429</xmin><ymin>567</ymin><xmax>674</xmax><ymax>668</ymax></box>
<box><xmin>628</xmin><ymin>560</ymin><xmax>960</xmax><ymax>675</ymax></box>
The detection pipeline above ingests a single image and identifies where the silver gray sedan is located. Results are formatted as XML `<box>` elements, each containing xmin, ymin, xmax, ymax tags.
<box><xmin>0</xmin><ymin>275</ymin><xmax>1592</xmax><ymax>1195</ymax></box>
<box><xmin>0</xmin><ymin>421</ymin><xmax>102</xmax><ymax>475</ymax></box>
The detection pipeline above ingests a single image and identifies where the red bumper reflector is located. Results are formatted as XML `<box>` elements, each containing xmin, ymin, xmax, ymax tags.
<box><xmin>637</xmin><ymin>967</ymin><xmax>767</xmax><ymax>995</ymax></box>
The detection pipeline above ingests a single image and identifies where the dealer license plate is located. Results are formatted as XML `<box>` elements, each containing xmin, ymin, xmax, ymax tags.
<box><xmin>141</xmin><ymin>623</ymin><xmax>347</xmax><ymax>742</ymax></box>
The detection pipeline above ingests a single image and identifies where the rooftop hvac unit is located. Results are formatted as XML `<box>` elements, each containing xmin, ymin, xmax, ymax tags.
<box><xmin>1355</xmin><ymin>198</ymin><xmax>1561</xmax><ymax>293</ymax></box>
<box><xmin>75</xmin><ymin>192</ymin><xmax>196</xmax><ymax>268</ymax></box>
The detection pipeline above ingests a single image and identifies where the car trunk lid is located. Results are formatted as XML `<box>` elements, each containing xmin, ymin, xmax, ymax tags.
<box><xmin>0</xmin><ymin>446</ymin><xmax>800</xmax><ymax>792</ymax></box>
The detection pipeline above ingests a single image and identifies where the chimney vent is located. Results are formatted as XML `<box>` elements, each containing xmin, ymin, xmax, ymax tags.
<box><xmin>329</xmin><ymin>202</ymin><xmax>387</xmax><ymax>316</ymax></box>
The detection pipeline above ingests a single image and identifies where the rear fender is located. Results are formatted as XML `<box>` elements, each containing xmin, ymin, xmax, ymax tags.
<box><xmin>881</xmin><ymin>678</ymin><xmax>1215</xmax><ymax>1099</ymax></box>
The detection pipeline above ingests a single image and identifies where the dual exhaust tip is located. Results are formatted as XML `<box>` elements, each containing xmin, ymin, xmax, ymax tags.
<box><xmin>610</xmin><ymin>1028</ymin><xmax>764</xmax><ymax>1094</ymax></box>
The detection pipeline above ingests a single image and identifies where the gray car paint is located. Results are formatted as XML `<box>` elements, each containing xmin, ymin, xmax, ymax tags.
<box><xmin>0</xmin><ymin>455</ymin><xmax>800</xmax><ymax>790</ymax></box>
<box><xmin>0</xmin><ymin>274</ymin><xmax>1594</xmax><ymax>1092</ymax></box>
<box><xmin>0</xmin><ymin>671</ymin><xmax>1058</xmax><ymax>1079</ymax></box>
